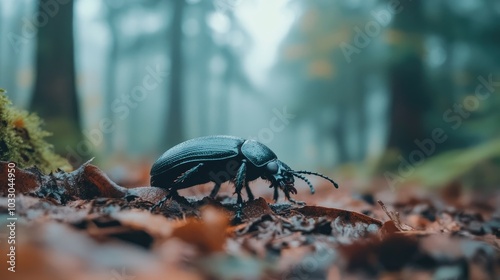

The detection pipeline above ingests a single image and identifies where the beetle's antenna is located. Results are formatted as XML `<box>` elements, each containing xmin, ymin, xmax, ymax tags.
<box><xmin>291</xmin><ymin>172</ymin><xmax>315</xmax><ymax>194</ymax></box>
<box><xmin>293</xmin><ymin>171</ymin><xmax>339</xmax><ymax>188</ymax></box>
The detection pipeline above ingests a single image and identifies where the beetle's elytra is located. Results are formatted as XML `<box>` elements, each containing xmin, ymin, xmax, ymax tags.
<box><xmin>150</xmin><ymin>135</ymin><xmax>339</xmax><ymax>213</ymax></box>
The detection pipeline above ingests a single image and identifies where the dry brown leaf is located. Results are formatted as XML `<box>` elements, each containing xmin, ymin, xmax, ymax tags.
<box><xmin>111</xmin><ymin>209</ymin><xmax>175</xmax><ymax>238</ymax></box>
<box><xmin>295</xmin><ymin>205</ymin><xmax>383</xmax><ymax>226</ymax></box>
<box><xmin>171</xmin><ymin>206</ymin><xmax>230</xmax><ymax>253</ymax></box>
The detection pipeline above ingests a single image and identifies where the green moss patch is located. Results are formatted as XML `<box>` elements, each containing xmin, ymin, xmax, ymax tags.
<box><xmin>0</xmin><ymin>89</ymin><xmax>71</xmax><ymax>173</ymax></box>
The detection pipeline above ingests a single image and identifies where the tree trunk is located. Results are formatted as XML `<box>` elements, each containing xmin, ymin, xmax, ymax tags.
<box><xmin>165</xmin><ymin>0</ymin><xmax>185</xmax><ymax>147</ymax></box>
<box><xmin>31</xmin><ymin>0</ymin><xmax>82</xmax><ymax>156</ymax></box>
<box><xmin>386</xmin><ymin>1</ymin><xmax>428</xmax><ymax>156</ymax></box>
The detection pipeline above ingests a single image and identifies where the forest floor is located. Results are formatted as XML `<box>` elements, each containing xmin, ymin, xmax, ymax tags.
<box><xmin>0</xmin><ymin>161</ymin><xmax>499</xmax><ymax>280</ymax></box>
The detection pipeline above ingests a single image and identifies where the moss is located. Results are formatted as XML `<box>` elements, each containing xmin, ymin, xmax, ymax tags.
<box><xmin>0</xmin><ymin>89</ymin><xmax>71</xmax><ymax>173</ymax></box>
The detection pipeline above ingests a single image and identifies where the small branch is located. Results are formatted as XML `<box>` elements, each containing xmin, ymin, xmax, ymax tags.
<box><xmin>378</xmin><ymin>200</ymin><xmax>414</xmax><ymax>232</ymax></box>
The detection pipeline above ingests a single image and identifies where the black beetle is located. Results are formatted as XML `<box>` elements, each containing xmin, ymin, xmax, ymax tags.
<box><xmin>150</xmin><ymin>135</ymin><xmax>338</xmax><ymax>215</ymax></box>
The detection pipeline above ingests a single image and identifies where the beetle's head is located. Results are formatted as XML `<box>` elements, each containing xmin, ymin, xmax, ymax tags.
<box><xmin>262</xmin><ymin>160</ymin><xmax>339</xmax><ymax>195</ymax></box>
<box><xmin>263</xmin><ymin>160</ymin><xmax>295</xmax><ymax>189</ymax></box>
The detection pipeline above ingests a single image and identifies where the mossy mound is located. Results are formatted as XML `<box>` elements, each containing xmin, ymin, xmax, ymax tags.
<box><xmin>0</xmin><ymin>89</ymin><xmax>71</xmax><ymax>173</ymax></box>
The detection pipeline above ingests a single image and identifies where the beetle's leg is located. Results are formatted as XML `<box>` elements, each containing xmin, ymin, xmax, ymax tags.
<box><xmin>288</xmin><ymin>197</ymin><xmax>305</xmax><ymax>206</ymax></box>
<box><xmin>173</xmin><ymin>163</ymin><xmax>204</xmax><ymax>185</ymax></box>
<box><xmin>233</xmin><ymin>160</ymin><xmax>247</xmax><ymax>222</ymax></box>
<box><xmin>283</xmin><ymin>188</ymin><xmax>305</xmax><ymax>206</ymax></box>
<box><xmin>234</xmin><ymin>160</ymin><xmax>247</xmax><ymax>205</ymax></box>
<box><xmin>273</xmin><ymin>186</ymin><xmax>279</xmax><ymax>202</ymax></box>
<box><xmin>150</xmin><ymin>196</ymin><xmax>168</xmax><ymax>211</ymax></box>
<box><xmin>245</xmin><ymin>182</ymin><xmax>255</xmax><ymax>201</ymax></box>
<box><xmin>210</xmin><ymin>183</ymin><xmax>221</xmax><ymax>199</ymax></box>
<box><xmin>150</xmin><ymin>190</ymin><xmax>178</xmax><ymax>212</ymax></box>
<box><xmin>269</xmin><ymin>183</ymin><xmax>279</xmax><ymax>201</ymax></box>
<box><xmin>151</xmin><ymin>164</ymin><xmax>203</xmax><ymax>213</ymax></box>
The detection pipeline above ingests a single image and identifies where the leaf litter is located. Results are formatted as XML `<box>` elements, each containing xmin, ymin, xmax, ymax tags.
<box><xmin>0</xmin><ymin>161</ymin><xmax>499</xmax><ymax>279</ymax></box>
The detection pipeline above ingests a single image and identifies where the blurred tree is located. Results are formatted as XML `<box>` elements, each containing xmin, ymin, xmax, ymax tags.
<box><xmin>214</xmin><ymin>12</ymin><xmax>254</xmax><ymax>134</ymax></box>
<box><xmin>190</xmin><ymin>1</ymin><xmax>213</xmax><ymax>136</ymax></box>
<box><xmin>103</xmin><ymin>0</ymin><xmax>122</xmax><ymax>155</ymax></box>
<box><xmin>31</xmin><ymin>0</ymin><xmax>82</xmax><ymax>156</ymax></box>
<box><xmin>423</xmin><ymin>1</ymin><xmax>500</xmax><ymax>151</ymax></box>
<box><xmin>182</xmin><ymin>1</ymin><xmax>253</xmax><ymax>137</ymax></box>
<box><xmin>274</xmin><ymin>1</ymin><xmax>387</xmax><ymax>166</ymax></box>
<box><xmin>165</xmin><ymin>0</ymin><xmax>185</xmax><ymax>147</ymax></box>
<box><xmin>0</xmin><ymin>2</ymin><xmax>38</xmax><ymax>108</ymax></box>
<box><xmin>385</xmin><ymin>0</ymin><xmax>430</xmax><ymax>156</ymax></box>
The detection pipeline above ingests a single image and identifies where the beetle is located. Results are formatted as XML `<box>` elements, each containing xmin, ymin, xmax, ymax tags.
<box><xmin>149</xmin><ymin>135</ymin><xmax>338</xmax><ymax>217</ymax></box>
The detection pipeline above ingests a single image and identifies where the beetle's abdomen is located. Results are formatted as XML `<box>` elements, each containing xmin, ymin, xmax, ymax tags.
<box><xmin>150</xmin><ymin>135</ymin><xmax>245</xmax><ymax>178</ymax></box>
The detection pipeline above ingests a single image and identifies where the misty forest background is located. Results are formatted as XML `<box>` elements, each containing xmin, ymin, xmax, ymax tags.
<box><xmin>1</xmin><ymin>0</ymin><xmax>500</xmax><ymax>189</ymax></box>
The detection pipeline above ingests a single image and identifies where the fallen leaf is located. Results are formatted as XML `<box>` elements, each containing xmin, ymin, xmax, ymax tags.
<box><xmin>171</xmin><ymin>206</ymin><xmax>230</xmax><ymax>253</ymax></box>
